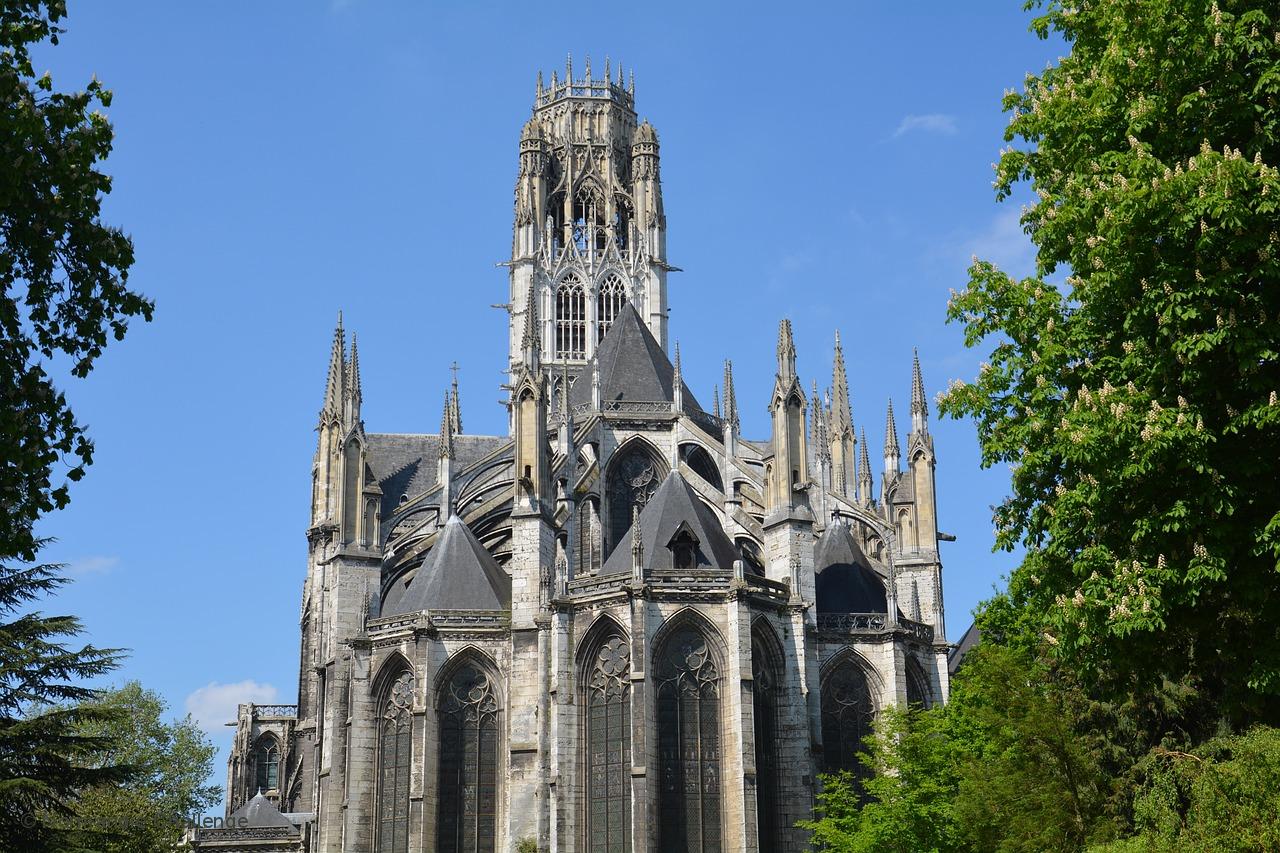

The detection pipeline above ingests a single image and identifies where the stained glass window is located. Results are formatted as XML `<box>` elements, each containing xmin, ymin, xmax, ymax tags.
<box><xmin>438</xmin><ymin>662</ymin><xmax>499</xmax><ymax>853</ymax></box>
<box><xmin>597</xmin><ymin>274</ymin><xmax>628</xmax><ymax>343</ymax></box>
<box><xmin>606</xmin><ymin>446</ymin><xmax>661</xmax><ymax>557</ymax></box>
<box><xmin>752</xmin><ymin>637</ymin><xmax>781</xmax><ymax>853</ymax></box>
<box><xmin>377</xmin><ymin>670</ymin><xmax>413</xmax><ymax>853</ymax></box>
<box><xmin>556</xmin><ymin>275</ymin><xmax>587</xmax><ymax>359</ymax></box>
<box><xmin>820</xmin><ymin>659</ymin><xmax>874</xmax><ymax>777</ymax></box>
<box><xmin>585</xmin><ymin>636</ymin><xmax>631</xmax><ymax>852</ymax></box>
<box><xmin>656</xmin><ymin>627</ymin><xmax>722</xmax><ymax>853</ymax></box>
<box><xmin>252</xmin><ymin>735</ymin><xmax>280</xmax><ymax>793</ymax></box>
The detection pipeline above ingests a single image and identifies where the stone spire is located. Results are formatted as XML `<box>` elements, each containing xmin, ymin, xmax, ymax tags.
<box><xmin>450</xmin><ymin>362</ymin><xmax>463</xmax><ymax>435</ymax></box>
<box><xmin>830</xmin><ymin>331</ymin><xmax>852</xmax><ymax>436</ymax></box>
<box><xmin>321</xmin><ymin>313</ymin><xmax>345</xmax><ymax>418</ymax></box>
<box><xmin>811</xmin><ymin>379</ymin><xmax>830</xmax><ymax>463</ymax></box>
<box><xmin>858</xmin><ymin>427</ymin><xmax>874</xmax><ymax>506</ymax></box>
<box><xmin>723</xmin><ymin>360</ymin><xmax>740</xmax><ymax>430</ymax></box>
<box><xmin>521</xmin><ymin>279</ymin><xmax>540</xmax><ymax>369</ymax></box>
<box><xmin>439</xmin><ymin>390</ymin><xmax>454</xmax><ymax>460</ymax></box>
<box><xmin>776</xmin><ymin>319</ymin><xmax>797</xmax><ymax>381</ymax></box>
<box><xmin>911</xmin><ymin>348</ymin><xmax>928</xmax><ymax>434</ymax></box>
<box><xmin>712</xmin><ymin>385</ymin><xmax>721</xmax><ymax>421</ymax></box>
<box><xmin>347</xmin><ymin>334</ymin><xmax>361</xmax><ymax>408</ymax></box>
<box><xmin>884</xmin><ymin>398</ymin><xmax>901</xmax><ymax>475</ymax></box>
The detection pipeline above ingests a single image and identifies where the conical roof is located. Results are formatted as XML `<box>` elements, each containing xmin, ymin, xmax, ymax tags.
<box><xmin>384</xmin><ymin>515</ymin><xmax>511</xmax><ymax>614</ymax></box>
<box><xmin>600</xmin><ymin>471</ymin><xmax>738</xmax><ymax>574</ymax></box>
<box><xmin>813</xmin><ymin>519</ymin><xmax>887</xmax><ymax>613</ymax></box>
<box><xmin>229</xmin><ymin>791</ymin><xmax>297</xmax><ymax>831</ymax></box>
<box><xmin>570</xmin><ymin>304</ymin><xmax>703</xmax><ymax>416</ymax></box>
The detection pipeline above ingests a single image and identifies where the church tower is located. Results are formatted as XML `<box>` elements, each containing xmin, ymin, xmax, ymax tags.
<box><xmin>509</xmin><ymin>56</ymin><xmax>669</xmax><ymax>390</ymax></box>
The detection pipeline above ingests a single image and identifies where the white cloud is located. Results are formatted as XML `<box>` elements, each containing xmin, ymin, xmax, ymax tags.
<box><xmin>65</xmin><ymin>555</ymin><xmax>119</xmax><ymax>577</ymax></box>
<box><xmin>892</xmin><ymin>113</ymin><xmax>958</xmax><ymax>138</ymax></box>
<box><xmin>968</xmin><ymin>208</ymin><xmax>1037</xmax><ymax>278</ymax></box>
<box><xmin>185</xmin><ymin>680</ymin><xmax>279</xmax><ymax>733</ymax></box>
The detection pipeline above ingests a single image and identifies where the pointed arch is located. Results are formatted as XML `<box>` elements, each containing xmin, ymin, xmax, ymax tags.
<box><xmin>603</xmin><ymin>437</ymin><xmax>668</xmax><ymax>559</ymax></box>
<box><xmin>577</xmin><ymin>614</ymin><xmax>632</xmax><ymax>852</ymax></box>
<box><xmin>750</xmin><ymin>619</ymin><xmax>785</xmax><ymax>853</ymax></box>
<box><xmin>374</xmin><ymin>661</ymin><xmax>414</xmax><ymax>853</ymax></box>
<box><xmin>819</xmin><ymin>649</ymin><xmax>880</xmax><ymax>779</ymax></box>
<box><xmin>597</xmin><ymin>272</ymin><xmax>629</xmax><ymax>343</ymax></box>
<box><xmin>556</xmin><ymin>273</ymin><xmax>587</xmax><ymax>359</ymax></box>
<box><xmin>905</xmin><ymin>655</ymin><xmax>932</xmax><ymax>710</ymax></box>
<box><xmin>250</xmin><ymin>732</ymin><xmax>280</xmax><ymax>795</ymax></box>
<box><xmin>435</xmin><ymin>648</ymin><xmax>501</xmax><ymax>853</ymax></box>
<box><xmin>653</xmin><ymin>610</ymin><xmax>725</xmax><ymax>853</ymax></box>
<box><xmin>679</xmin><ymin>443</ymin><xmax>723</xmax><ymax>492</ymax></box>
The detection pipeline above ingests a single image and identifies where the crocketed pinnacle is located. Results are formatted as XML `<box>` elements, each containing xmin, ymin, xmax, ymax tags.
<box><xmin>776</xmin><ymin>319</ymin><xmax>797</xmax><ymax>379</ymax></box>
<box><xmin>322</xmin><ymin>313</ymin><xmax>345</xmax><ymax>416</ymax></box>
<box><xmin>830</xmin><ymin>330</ymin><xmax>852</xmax><ymax>436</ymax></box>
<box><xmin>520</xmin><ymin>280</ymin><xmax>540</xmax><ymax>363</ymax></box>
<box><xmin>723</xmin><ymin>360</ymin><xmax>740</xmax><ymax>430</ymax></box>
<box><xmin>911</xmin><ymin>348</ymin><xmax>927</xmax><ymax>420</ymax></box>
<box><xmin>884</xmin><ymin>398</ymin><xmax>900</xmax><ymax>456</ymax></box>
<box><xmin>439</xmin><ymin>390</ymin><xmax>454</xmax><ymax>460</ymax></box>
<box><xmin>347</xmin><ymin>334</ymin><xmax>361</xmax><ymax>405</ymax></box>
<box><xmin>859</xmin><ymin>427</ymin><xmax>873</xmax><ymax>485</ymax></box>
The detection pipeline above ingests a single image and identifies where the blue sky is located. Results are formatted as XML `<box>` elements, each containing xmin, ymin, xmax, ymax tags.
<box><xmin>33</xmin><ymin>2</ymin><xmax>1061</xmax><ymax>800</ymax></box>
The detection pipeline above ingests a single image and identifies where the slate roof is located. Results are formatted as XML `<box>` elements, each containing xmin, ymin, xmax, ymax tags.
<box><xmin>366</xmin><ymin>433</ymin><xmax>508</xmax><ymax>519</ymax></box>
<box><xmin>228</xmin><ymin>792</ymin><xmax>298</xmax><ymax>832</ymax></box>
<box><xmin>383</xmin><ymin>514</ymin><xmax>511</xmax><ymax>614</ymax></box>
<box><xmin>600</xmin><ymin>471</ymin><xmax>738</xmax><ymax>574</ymax></box>
<box><xmin>813</xmin><ymin>519</ymin><xmax>888</xmax><ymax>613</ymax></box>
<box><xmin>948</xmin><ymin>622</ymin><xmax>981</xmax><ymax>675</ymax></box>
<box><xmin>569</xmin><ymin>303</ymin><xmax>705</xmax><ymax>416</ymax></box>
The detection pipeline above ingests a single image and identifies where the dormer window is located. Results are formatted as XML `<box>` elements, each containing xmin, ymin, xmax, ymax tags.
<box><xmin>668</xmin><ymin>523</ymin><xmax>699</xmax><ymax>570</ymax></box>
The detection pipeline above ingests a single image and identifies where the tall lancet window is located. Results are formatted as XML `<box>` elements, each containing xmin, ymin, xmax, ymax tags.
<box><xmin>252</xmin><ymin>735</ymin><xmax>280</xmax><ymax>793</ymax></box>
<box><xmin>751</xmin><ymin>636</ymin><xmax>782</xmax><ymax>853</ymax></box>
<box><xmin>438</xmin><ymin>661</ymin><xmax>499</xmax><ymax>853</ymax></box>
<box><xmin>820</xmin><ymin>659</ymin><xmax>875</xmax><ymax>778</ymax></box>
<box><xmin>597</xmin><ymin>274</ymin><xmax>627</xmax><ymax>343</ymax></box>
<box><xmin>656</xmin><ymin>626</ymin><xmax>722</xmax><ymax>853</ymax></box>
<box><xmin>556</xmin><ymin>275</ymin><xmax>587</xmax><ymax>360</ymax></box>
<box><xmin>584</xmin><ymin>635</ymin><xmax>631</xmax><ymax>852</ymax></box>
<box><xmin>376</xmin><ymin>670</ymin><xmax>413</xmax><ymax>853</ymax></box>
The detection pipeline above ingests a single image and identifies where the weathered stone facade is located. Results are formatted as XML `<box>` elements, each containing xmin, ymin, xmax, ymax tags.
<box><xmin>221</xmin><ymin>57</ymin><xmax>951</xmax><ymax>853</ymax></box>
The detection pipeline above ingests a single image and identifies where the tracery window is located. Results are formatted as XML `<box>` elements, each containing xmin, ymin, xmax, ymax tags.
<box><xmin>751</xmin><ymin>636</ymin><xmax>781</xmax><ymax>853</ymax></box>
<box><xmin>556</xmin><ymin>275</ymin><xmax>587</xmax><ymax>359</ymax></box>
<box><xmin>906</xmin><ymin>659</ymin><xmax>931</xmax><ymax>709</ymax></box>
<box><xmin>820</xmin><ymin>659</ymin><xmax>874</xmax><ymax>777</ymax></box>
<box><xmin>376</xmin><ymin>670</ymin><xmax>413</xmax><ymax>853</ymax></box>
<box><xmin>656</xmin><ymin>627</ymin><xmax>722</xmax><ymax>853</ymax></box>
<box><xmin>573</xmin><ymin>185</ymin><xmax>607</xmax><ymax>252</ymax></box>
<box><xmin>252</xmin><ymin>735</ymin><xmax>280</xmax><ymax>793</ymax></box>
<box><xmin>584</xmin><ymin>636</ymin><xmax>631</xmax><ymax>852</ymax></box>
<box><xmin>438</xmin><ymin>662</ymin><xmax>499</xmax><ymax>853</ymax></box>
<box><xmin>606</xmin><ymin>445</ymin><xmax>662</xmax><ymax>557</ymax></box>
<box><xmin>597</xmin><ymin>274</ymin><xmax>628</xmax><ymax>343</ymax></box>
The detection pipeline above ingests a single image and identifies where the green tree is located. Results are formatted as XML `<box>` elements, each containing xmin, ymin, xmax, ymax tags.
<box><xmin>0</xmin><ymin>2</ymin><xmax>151</xmax><ymax>847</ymax></box>
<box><xmin>800</xmin><ymin>705</ymin><xmax>964</xmax><ymax>853</ymax></box>
<box><xmin>939</xmin><ymin>0</ymin><xmax>1280</xmax><ymax>717</ymax></box>
<box><xmin>45</xmin><ymin>682</ymin><xmax>219</xmax><ymax>853</ymax></box>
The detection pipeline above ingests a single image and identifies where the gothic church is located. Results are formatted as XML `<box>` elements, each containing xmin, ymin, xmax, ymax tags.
<box><xmin>203</xmin><ymin>58</ymin><xmax>951</xmax><ymax>853</ymax></box>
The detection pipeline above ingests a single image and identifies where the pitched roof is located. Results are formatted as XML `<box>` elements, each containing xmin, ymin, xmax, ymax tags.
<box><xmin>366</xmin><ymin>433</ymin><xmax>508</xmax><ymax>520</ymax></box>
<box><xmin>813</xmin><ymin>519</ymin><xmax>888</xmax><ymax>613</ymax></box>
<box><xmin>569</xmin><ymin>303</ymin><xmax>704</xmax><ymax>416</ymax></box>
<box><xmin>383</xmin><ymin>514</ymin><xmax>511</xmax><ymax>614</ymax></box>
<box><xmin>228</xmin><ymin>792</ymin><xmax>298</xmax><ymax>832</ymax></box>
<box><xmin>600</xmin><ymin>471</ymin><xmax>738</xmax><ymax>574</ymax></box>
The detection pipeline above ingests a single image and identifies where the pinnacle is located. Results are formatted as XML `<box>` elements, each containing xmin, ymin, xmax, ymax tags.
<box><xmin>831</xmin><ymin>330</ymin><xmax>852</xmax><ymax>434</ymax></box>
<box><xmin>347</xmin><ymin>334</ymin><xmax>361</xmax><ymax>403</ymax></box>
<box><xmin>723</xmin><ymin>359</ymin><xmax>740</xmax><ymax>430</ymax></box>
<box><xmin>911</xmin><ymin>347</ymin><xmax>928</xmax><ymax>418</ymax></box>
<box><xmin>439</xmin><ymin>390</ymin><xmax>454</xmax><ymax>459</ymax></box>
<box><xmin>322</xmin><ymin>314</ymin><xmax>346</xmax><ymax>416</ymax></box>
<box><xmin>884</xmin><ymin>398</ymin><xmax>900</xmax><ymax>455</ymax></box>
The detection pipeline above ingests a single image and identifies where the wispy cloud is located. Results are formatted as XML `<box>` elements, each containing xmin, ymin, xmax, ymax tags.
<box><xmin>892</xmin><ymin>113</ymin><xmax>958</xmax><ymax>139</ymax></box>
<box><xmin>185</xmin><ymin>680</ymin><xmax>279</xmax><ymax>733</ymax></box>
<box><xmin>968</xmin><ymin>208</ymin><xmax>1036</xmax><ymax>278</ymax></box>
<box><xmin>65</xmin><ymin>555</ymin><xmax>119</xmax><ymax>577</ymax></box>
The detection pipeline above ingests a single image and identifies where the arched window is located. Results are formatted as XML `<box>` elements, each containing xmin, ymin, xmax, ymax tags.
<box><xmin>906</xmin><ymin>658</ymin><xmax>931</xmax><ymax>709</ymax></box>
<box><xmin>376</xmin><ymin>670</ymin><xmax>413</xmax><ymax>853</ymax></box>
<box><xmin>252</xmin><ymin>735</ymin><xmax>280</xmax><ymax>794</ymax></box>
<box><xmin>438</xmin><ymin>661</ymin><xmax>499</xmax><ymax>853</ymax></box>
<box><xmin>556</xmin><ymin>275</ymin><xmax>587</xmax><ymax>360</ymax></box>
<box><xmin>820</xmin><ymin>658</ymin><xmax>874</xmax><ymax>778</ymax></box>
<box><xmin>751</xmin><ymin>633</ymin><xmax>782</xmax><ymax>853</ymax></box>
<box><xmin>584</xmin><ymin>635</ymin><xmax>631</xmax><ymax>852</ymax></box>
<box><xmin>597</xmin><ymin>274</ymin><xmax>628</xmax><ymax>343</ymax></box>
<box><xmin>605</xmin><ymin>443</ymin><xmax>663</xmax><ymax>558</ymax></box>
<box><xmin>656</xmin><ymin>626</ymin><xmax>722</xmax><ymax>853</ymax></box>
<box><xmin>613</xmin><ymin>194</ymin><xmax>634</xmax><ymax>250</ymax></box>
<box><xmin>573</xmin><ymin>184</ymin><xmax>606</xmax><ymax>252</ymax></box>
<box><xmin>577</xmin><ymin>497</ymin><xmax>600</xmax><ymax>575</ymax></box>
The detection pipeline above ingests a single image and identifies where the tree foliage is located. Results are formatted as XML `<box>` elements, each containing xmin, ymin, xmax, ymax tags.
<box><xmin>939</xmin><ymin>0</ymin><xmax>1280</xmax><ymax>714</ymax></box>
<box><xmin>45</xmin><ymin>682</ymin><xmax>219</xmax><ymax>853</ymax></box>
<box><xmin>1</xmin><ymin>0</ymin><xmax>152</xmax><ymax>566</ymax></box>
